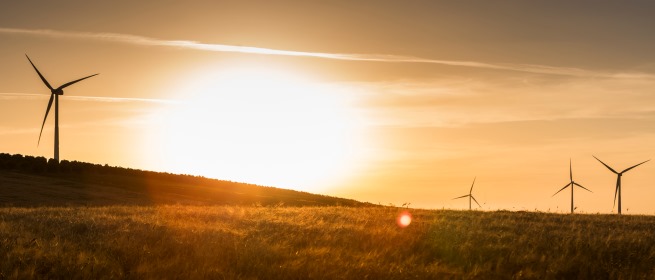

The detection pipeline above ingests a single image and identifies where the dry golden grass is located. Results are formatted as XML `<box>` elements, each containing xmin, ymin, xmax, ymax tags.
<box><xmin>1</xmin><ymin>206</ymin><xmax>655</xmax><ymax>279</ymax></box>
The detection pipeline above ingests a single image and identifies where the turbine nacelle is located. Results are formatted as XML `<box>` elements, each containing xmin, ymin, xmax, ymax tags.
<box><xmin>593</xmin><ymin>155</ymin><xmax>650</xmax><ymax>214</ymax></box>
<box><xmin>453</xmin><ymin>177</ymin><xmax>481</xmax><ymax>210</ymax></box>
<box><xmin>26</xmin><ymin>54</ymin><xmax>98</xmax><ymax>160</ymax></box>
<box><xmin>552</xmin><ymin>159</ymin><xmax>592</xmax><ymax>214</ymax></box>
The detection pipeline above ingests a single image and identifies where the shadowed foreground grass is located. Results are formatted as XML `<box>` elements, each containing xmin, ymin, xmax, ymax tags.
<box><xmin>1</xmin><ymin>206</ymin><xmax>655</xmax><ymax>279</ymax></box>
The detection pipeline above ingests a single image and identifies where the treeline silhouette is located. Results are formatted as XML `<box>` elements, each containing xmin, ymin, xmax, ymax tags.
<box><xmin>1</xmin><ymin>153</ymin><xmax>202</xmax><ymax>179</ymax></box>
<box><xmin>0</xmin><ymin>153</ymin><xmax>369</xmax><ymax>207</ymax></box>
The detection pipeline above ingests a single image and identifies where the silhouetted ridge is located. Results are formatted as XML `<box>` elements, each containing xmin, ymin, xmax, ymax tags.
<box><xmin>0</xmin><ymin>153</ymin><xmax>370</xmax><ymax>207</ymax></box>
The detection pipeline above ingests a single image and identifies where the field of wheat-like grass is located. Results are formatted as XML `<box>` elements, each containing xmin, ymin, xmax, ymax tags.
<box><xmin>1</xmin><ymin>206</ymin><xmax>655</xmax><ymax>279</ymax></box>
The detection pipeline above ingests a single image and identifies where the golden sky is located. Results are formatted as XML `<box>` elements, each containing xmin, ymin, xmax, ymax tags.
<box><xmin>2</xmin><ymin>1</ymin><xmax>655</xmax><ymax>213</ymax></box>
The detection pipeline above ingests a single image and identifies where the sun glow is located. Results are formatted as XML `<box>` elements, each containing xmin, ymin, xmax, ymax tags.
<box><xmin>152</xmin><ymin>64</ymin><xmax>367</xmax><ymax>193</ymax></box>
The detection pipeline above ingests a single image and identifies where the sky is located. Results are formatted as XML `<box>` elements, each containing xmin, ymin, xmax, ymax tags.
<box><xmin>2</xmin><ymin>1</ymin><xmax>655</xmax><ymax>214</ymax></box>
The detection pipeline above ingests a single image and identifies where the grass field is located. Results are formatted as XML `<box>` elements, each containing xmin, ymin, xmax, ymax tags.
<box><xmin>2</xmin><ymin>156</ymin><xmax>655</xmax><ymax>279</ymax></box>
<box><xmin>2</xmin><ymin>205</ymin><xmax>655</xmax><ymax>279</ymax></box>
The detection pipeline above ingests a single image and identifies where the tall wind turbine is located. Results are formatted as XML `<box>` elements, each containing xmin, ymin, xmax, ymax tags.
<box><xmin>453</xmin><ymin>177</ymin><xmax>481</xmax><ymax>210</ymax></box>
<box><xmin>593</xmin><ymin>156</ymin><xmax>650</xmax><ymax>214</ymax></box>
<box><xmin>26</xmin><ymin>54</ymin><xmax>98</xmax><ymax>162</ymax></box>
<box><xmin>552</xmin><ymin>159</ymin><xmax>592</xmax><ymax>214</ymax></box>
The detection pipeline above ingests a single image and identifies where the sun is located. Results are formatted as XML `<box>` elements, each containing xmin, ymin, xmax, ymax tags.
<box><xmin>151</xmin><ymin>63</ymin><xmax>367</xmax><ymax>193</ymax></box>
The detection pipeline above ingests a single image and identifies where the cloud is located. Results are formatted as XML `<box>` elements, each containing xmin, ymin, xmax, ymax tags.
<box><xmin>0</xmin><ymin>92</ymin><xmax>176</xmax><ymax>104</ymax></box>
<box><xmin>346</xmin><ymin>72</ymin><xmax>655</xmax><ymax>128</ymax></box>
<box><xmin>0</xmin><ymin>126</ymin><xmax>40</xmax><ymax>136</ymax></box>
<box><xmin>2</xmin><ymin>27</ymin><xmax>653</xmax><ymax>79</ymax></box>
<box><xmin>0</xmin><ymin>92</ymin><xmax>171</xmax><ymax>137</ymax></box>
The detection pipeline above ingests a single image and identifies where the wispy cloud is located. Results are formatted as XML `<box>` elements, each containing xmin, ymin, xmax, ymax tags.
<box><xmin>0</xmin><ymin>126</ymin><xmax>40</xmax><ymax>136</ymax></box>
<box><xmin>347</xmin><ymin>71</ymin><xmax>655</xmax><ymax>128</ymax></box>
<box><xmin>2</xmin><ymin>27</ymin><xmax>652</xmax><ymax>79</ymax></box>
<box><xmin>0</xmin><ymin>92</ymin><xmax>176</xmax><ymax>104</ymax></box>
<box><xmin>0</xmin><ymin>114</ymin><xmax>156</xmax><ymax>136</ymax></box>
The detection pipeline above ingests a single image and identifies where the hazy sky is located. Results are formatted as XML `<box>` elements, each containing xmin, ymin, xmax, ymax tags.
<box><xmin>2</xmin><ymin>1</ymin><xmax>655</xmax><ymax>214</ymax></box>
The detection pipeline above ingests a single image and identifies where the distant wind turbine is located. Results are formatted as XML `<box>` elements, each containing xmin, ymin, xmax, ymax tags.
<box><xmin>453</xmin><ymin>177</ymin><xmax>481</xmax><ymax>210</ymax></box>
<box><xmin>593</xmin><ymin>156</ymin><xmax>650</xmax><ymax>214</ymax></box>
<box><xmin>552</xmin><ymin>159</ymin><xmax>592</xmax><ymax>214</ymax></box>
<box><xmin>26</xmin><ymin>54</ymin><xmax>98</xmax><ymax>162</ymax></box>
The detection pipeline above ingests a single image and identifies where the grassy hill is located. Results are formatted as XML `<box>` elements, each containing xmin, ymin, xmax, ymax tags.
<box><xmin>2</xmin><ymin>153</ymin><xmax>655</xmax><ymax>279</ymax></box>
<box><xmin>0</xmin><ymin>153</ymin><xmax>368</xmax><ymax>207</ymax></box>
<box><xmin>2</xmin><ymin>206</ymin><xmax>655</xmax><ymax>279</ymax></box>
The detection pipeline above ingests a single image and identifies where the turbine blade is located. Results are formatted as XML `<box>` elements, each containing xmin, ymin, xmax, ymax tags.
<box><xmin>471</xmin><ymin>196</ymin><xmax>482</xmax><ymax>208</ymax></box>
<box><xmin>37</xmin><ymin>94</ymin><xmax>54</xmax><ymax>146</ymax></box>
<box><xmin>453</xmin><ymin>195</ymin><xmax>469</xmax><ymax>200</ymax></box>
<box><xmin>621</xmin><ymin>159</ymin><xmax>650</xmax><ymax>173</ymax></box>
<box><xmin>552</xmin><ymin>183</ymin><xmax>571</xmax><ymax>197</ymax></box>
<box><xmin>593</xmin><ymin>155</ymin><xmax>618</xmax><ymax>174</ymax></box>
<box><xmin>25</xmin><ymin>54</ymin><xmax>53</xmax><ymax>90</ymax></box>
<box><xmin>56</xmin><ymin>73</ymin><xmax>99</xmax><ymax>91</ymax></box>
<box><xmin>573</xmin><ymin>182</ymin><xmax>592</xmax><ymax>193</ymax></box>
<box><xmin>569</xmin><ymin>158</ymin><xmax>573</xmax><ymax>181</ymax></box>
<box><xmin>613</xmin><ymin>184</ymin><xmax>619</xmax><ymax>209</ymax></box>
<box><xmin>469</xmin><ymin>177</ymin><xmax>476</xmax><ymax>194</ymax></box>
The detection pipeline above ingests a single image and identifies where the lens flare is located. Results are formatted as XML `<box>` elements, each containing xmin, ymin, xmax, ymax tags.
<box><xmin>397</xmin><ymin>211</ymin><xmax>412</xmax><ymax>228</ymax></box>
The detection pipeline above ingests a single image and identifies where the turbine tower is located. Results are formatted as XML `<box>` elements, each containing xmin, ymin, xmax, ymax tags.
<box><xmin>552</xmin><ymin>159</ymin><xmax>592</xmax><ymax>213</ymax></box>
<box><xmin>453</xmin><ymin>177</ymin><xmax>481</xmax><ymax>210</ymax></box>
<box><xmin>26</xmin><ymin>54</ymin><xmax>98</xmax><ymax>162</ymax></box>
<box><xmin>593</xmin><ymin>156</ymin><xmax>650</xmax><ymax>214</ymax></box>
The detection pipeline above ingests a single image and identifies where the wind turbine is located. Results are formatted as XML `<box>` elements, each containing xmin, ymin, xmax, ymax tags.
<box><xmin>593</xmin><ymin>156</ymin><xmax>650</xmax><ymax>214</ymax></box>
<box><xmin>453</xmin><ymin>177</ymin><xmax>481</xmax><ymax>210</ymax></box>
<box><xmin>26</xmin><ymin>54</ymin><xmax>98</xmax><ymax>162</ymax></box>
<box><xmin>552</xmin><ymin>159</ymin><xmax>592</xmax><ymax>214</ymax></box>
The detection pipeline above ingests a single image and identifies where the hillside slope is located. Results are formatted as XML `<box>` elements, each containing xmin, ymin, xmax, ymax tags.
<box><xmin>0</xmin><ymin>153</ymin><xmax>368</xmax><ymax>207</ymax></box>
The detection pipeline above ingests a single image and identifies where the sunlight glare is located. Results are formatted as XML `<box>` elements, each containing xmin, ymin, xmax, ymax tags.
<box><xmin>153</xmin><ymin>63</ymin><xmax>367</xmax><ymax>193</ymax></box>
